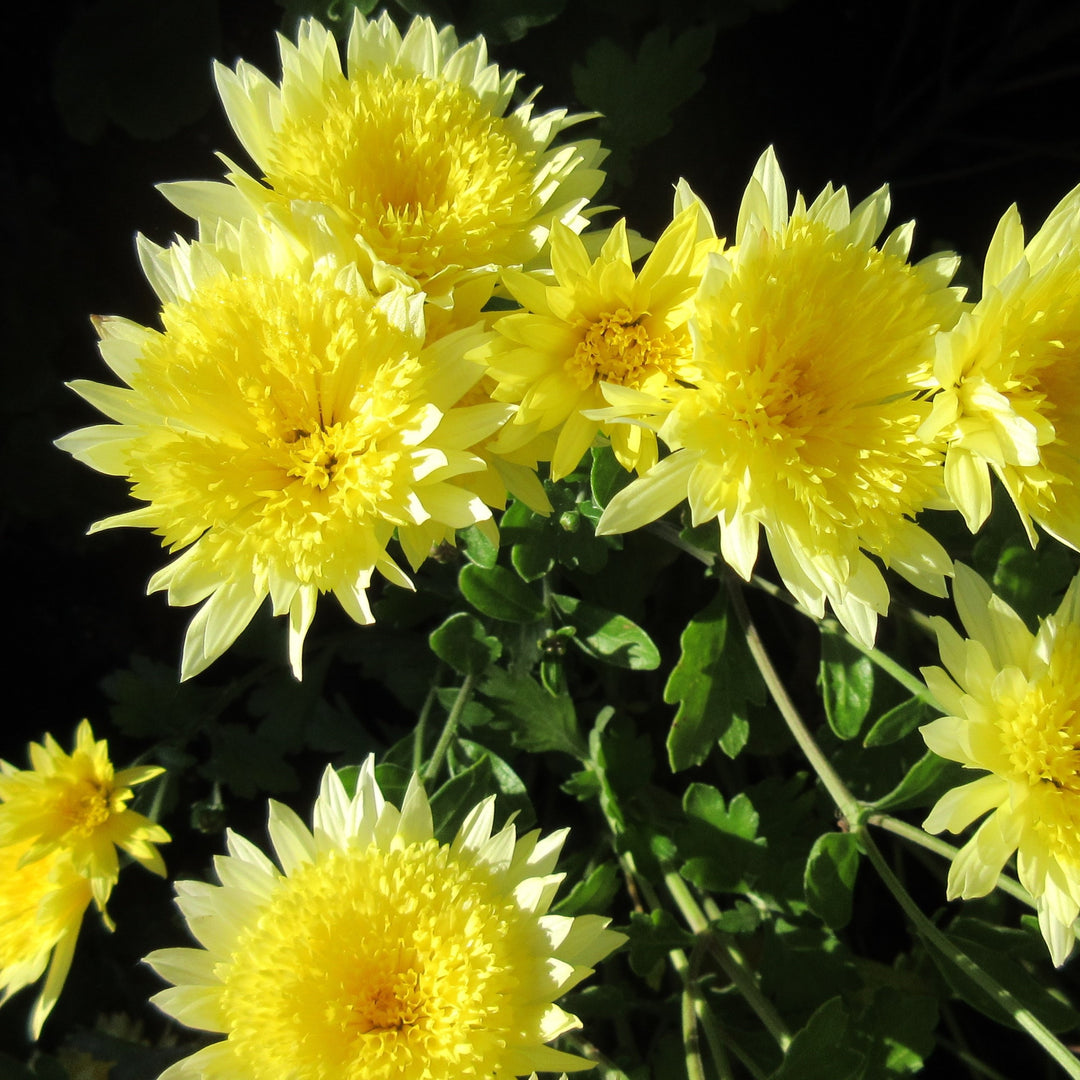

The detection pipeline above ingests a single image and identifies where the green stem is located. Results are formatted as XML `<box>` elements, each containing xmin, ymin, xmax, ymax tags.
<box><xmin>411</xmin><ymin>674</ymin><xmax>442</xmax><ymax>775</ymax></box>
<box><xmin>862</xmin><ymin>831</ymin><xmax>1080</xmax><ymax>1079</ymax></box>
<box><xmin>868</xmin><ymin>813</ymin><xmax>1034</xmax><ymax>908</ymax></box>
<box><xmin>681</xmin><ymin>945</ymin><xmax>709</xmax><ymax>1080</ymax></box>
<box><xmin>725</xmin><ymin>576</ymin><xmax>863</xmax><ymax>827</ymax></box>
<box><xmin>422</xmin><ymin>673</ymin><xmax>476</xmax><ymax>784</ymax></box>
<box><xmin>663</xmin><ymin>865</ymin><xmax>792</xmax><ymax>1051</ymax></box>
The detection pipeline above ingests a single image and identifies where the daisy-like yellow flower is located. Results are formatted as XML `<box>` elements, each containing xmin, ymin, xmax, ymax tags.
<box><xmin>58</xmin><ymin>213</ymin><xmax>507</xmax><ymax>680</ymax></box>
<box><xmin>161</xmin><ymin>12</ymin><xmax>607</xmax><ymax>303</ymax></box>
<box><xmin>598</xmin><ymin>147</ymin><xmax>964</xmax><ymax>646</ymax></box>
<box><xmin>473</xmin><ymin>183</ymin><xmax>721</xmax><ymax>480</ymax></box>
<box><xmin>145</xmin><ymin>758</ymin><xmax>625</xmax><ymax>1080</ymax></box>
<box><xmin>920</xmin><ymin>185</ymin><xmax>1080</xmax><ymax>545</ymax></box>
<box><xmin>921</xmin><ymin>564</ymin><xmax>1080</xmax><ymax>966</ymax></box>
<box><xmin>0</xmin><ymin>720</ymin><xmax>168</xmax><ymax>910</ymax></box>
<box><xmin>0</xmin><ymin>841</ymin><xmax>92</xmax><ymax>1038</ymax></box>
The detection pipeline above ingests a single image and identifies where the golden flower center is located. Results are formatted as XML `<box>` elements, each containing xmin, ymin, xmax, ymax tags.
<box><xmin>267</xmin><ymin>70</ymin><xmax>539</xmax><ymax>280</ymax></box>
<box><xmin>569</xmin><ymin>308</ymin><xmax>674</xmax><ymax>389</ymax></box>
<box><xmin>58</xmin><ymin>778</ymin><xmax>114</xmax><ymax>835</ymax></box>
<box><xmin>285</xmin><ymin>423</ymin><xmax>361</xmax><ymax>491</ymax></box>
<box><xmin>217</xmin><ymin>839</ymin><xmax>534</xmax><ymax>1080</ymax></box>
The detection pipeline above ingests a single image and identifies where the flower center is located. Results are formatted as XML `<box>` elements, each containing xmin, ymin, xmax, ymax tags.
<box><xmin>568</xmin><ymin>308</ymin><xmax>676</xmax><ymax>390</ymax></box>
<box><xmin>266</xmin><ymin>71</ymin><xmax>539</xmax><ymax>280</ymax></box>
<box><xmin>217</xmin><ymin>839</ymin><xmax>534</xmax><ymax>1080</ymax></box>
<box><xmin>59</xmin><ymin>778</ymin><xmax>114</xmax><ymax>835</ymax></box>
<box><xmin>285</xmin><ymin>423</ymin><xmax>359</xmax><ymax>490</ymax></box>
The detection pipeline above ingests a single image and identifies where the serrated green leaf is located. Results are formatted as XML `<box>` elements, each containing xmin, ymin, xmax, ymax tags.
<box><xmin>428</xmin><ymin>612</ymin><xmax>501</xmax><ymax>676</ymax></box>
<box><xmin>452</xmin><ymin>738</ymin><xmax>534</xmax><ymax>830</ymax></box>
<box><xmin>819</xmin><ymin>633</ymin><xmax>875</xmax><ymax>740</ymax></box>
<box><xmin>684</xmin><ymin>782</ymin><xmax>759</xmax><ymax>840</ymax></box>
<box><xmin>664</xmin><ymin>591</ymin><xmax>761</xmax><ymax>770</ymax></box>
<box><xmin>459</xmin><ymin>563</ymin><xmax>545</xmax><ymax>622</ymax></box>
<box><xmin>551</xmin><ymin>592</ymin><xmax>660</xmax><ymax>669</ymax></box>
<box><xmin>480</xmin><ymin>667</ymin><xmax>586</xmax><ymax>758</ymax></box>
<box><xmin>804</xmin><ymin>832</ymin><xmax>861</xmax><ymax>930</ymax></box>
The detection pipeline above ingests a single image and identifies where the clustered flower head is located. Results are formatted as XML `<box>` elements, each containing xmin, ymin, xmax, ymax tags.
<box><xmin>145</xmin><ymin>758</ymin><xmax>624</xmax><ymax>1080</ymax></box>
<box><xmin>0</xmin><ymin>721</ymin><xmax>169</xmax><ymax>1036</ymax></box>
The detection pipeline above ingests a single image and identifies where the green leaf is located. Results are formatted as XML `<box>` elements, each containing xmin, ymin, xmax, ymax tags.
<box><xmin>626</xmin><ymin>909</ymin><xmax>696</xmax><ymax>977</ymax></box>
<box><xmin>863</xmin><ymin>695</ymin><xmax>935</xmax><ymax>748</ymax></box>
<box><xmin>459</xmin><ymin>563</ymin><xmax>545</xmax><ymax>622</ymax></box>
<box><xmin>551</xmin><ymin>593</ymin><xmax>660</xmax><ymax>670</ymax></box>
<box><xmin>553</xmin><ymin>861</ymin><xmax>621</xmax><ymax>917</ymax></box>
<box><xmin>933</xmin><ymin>917</ymin><xmax>1080</xmax><ymax>1033</ymax></box>
<box><xmin>459</xmin><ymin>523</ymin><xmax>499</xmax><ymax>568</ymax></box>
<box><xmin>870</xmin><ymin>750</ymin><xmax>968</xmax><ymax>813</ymax></box>
<box><xmin>771</xmin><ymin>996</ymin><xmax>864</xmax><ymax>1080</ymax></box>
<box><xmin>428</xmin><ymin>612</ymin><xmax>501</xmax><ymax>676</ymax></box>
<box><xmin>480</xmin><ymin>667</ymin><xmax>586</xmax><ymax>758</ymax></box>
<box><xmin>452</xmin><ymin>739</ymin><xmax>534</xmax><ymax>830</ymax></box>
<box><xmin>679</xmin><ymin>783</ymin><xmax>765</xmax><ymax>892</ymax></box>
<box><xmin>590</xmin><ymin>443</ymin><xmax>633</xmax><ymax>508</ymax></box>
<box><xmin>664</xmin><ymin>591</ymin><xmax>761</xmax><ymax>770</ymax></box>
<box><xmin>819</xmin><ymin>633</ymin><xmax>875</xmax><ymax>740</ymax></box>
<box><xmin>428</xmin><ymin>755</ymin><xmax>500</xmax><ymax>844</ymax></box>
<box><xmin>501</xmin><ymin>498</ymin><xmax>557</xmax><ymax>581</ymax></box>
<box><xmin>804</xmin><ymin>832</ymin><xmax>861</xmax><ymax>930</ymax></box>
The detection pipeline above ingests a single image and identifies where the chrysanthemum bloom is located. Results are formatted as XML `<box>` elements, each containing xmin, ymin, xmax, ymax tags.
<box><xmin>145</xmin><ymin>759</ymin><xmax>625</xmax><ymax>1079</ymax></box>
<box><xmin>473</xmin><ymin>184</ymin><xmax>722</xmax><ymax>480</ymax></box>
<box><xmin>0</xmin><ymin>841</ymin><xmax>93</xmax><ymax>1038</ymax></box>
<box><xmin>921</xmin><ymin>564</ymin><xmax>1080</xmax><ymax>966</ymax></box>
<box><xmin>597</xmin><ymin>147</ymin><xmax>964</xmax><ymax>646</ymax></box>
<box><xmin>57</xmin><ymin>215</ymin><xmax>508</xmax><ymax>679</ymax></box>
<box><xmin>920</xmin><ymin>185</ymin><xmax>1080</xmax><ymax>545</ymax></box>
<box><xmin>161</xmin><ymin>13</ymin><xmax>607</xmax><ymax>304</ymax></box>
<box><xmin>0</xmin><ymin>720</ymin><xmax>168</xmax><ymax>910</ymax></box>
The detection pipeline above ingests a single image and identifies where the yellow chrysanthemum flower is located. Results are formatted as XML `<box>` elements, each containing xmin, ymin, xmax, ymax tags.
<box><xmin>58</xmin><ymin>214</ymin><xmax>508</xmax><ymax>679</ymax></box>
<box><xmin>145</xmin><ymin>758</ymin><xmax>625</xmax><ymax>1080</ymax></box>
<box><xmin>598</xmin><ymin>147</ymin><xmax>964</xmax><ymax>646</ymax></box>
<box><xmin>0</xmin><ymin>720</ymin><xmax>168</xmax><ymax>910</ymax></box>
<box><xmin>921</xmin><ymin>564</ymin><xmax>1080</xmax><ymax>966</ymax></box>
<box><xmin>1</xmin><ymin>721</ymin><xmax>168</xmax><ymax>1037</ymax></box>
<box><xmin>473</xmin><ymin>184</ymin><xmax>722</xmax><ymax>480</ymax></box>
<box><xmin>0</xmin><ymin>841</ymin><xmax>92</xmax><ymax>1038</ymax></box>
<box><xmin>161</xmin><ymin>12</ymin><xmax>606</xmax><ymax>303</ymax></box>
<box><xmin>920</xmin><ymin>185</ymin><xmax>1080</xmax><ymax>545</ymax></box>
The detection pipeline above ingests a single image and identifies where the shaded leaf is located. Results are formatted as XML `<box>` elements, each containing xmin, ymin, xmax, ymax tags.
<box><xmin>551</xmin><ymin>592</ymin><xmax>660</xmax><ymax>670</ymax></box>
<box><xmin>804</xmin><ymin>832</ymin><xmax>861</xmax><ymax>930</ymax></box>
<box><xmin>429</xmin><ymin>612</ymin><xmax>501</xmax><ymax>676</ymax></box>
<box><xmin>819</xmin><ymin>633</ymin><xmax>875</xmax><ymax>740</ymax></box>
<box><xmin>480</xmin><ymin>667</ymin><xmax>586</xmax><ymax>758</ymax></box>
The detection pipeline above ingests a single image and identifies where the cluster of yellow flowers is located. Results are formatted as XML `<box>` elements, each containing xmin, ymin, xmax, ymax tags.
<box><xmin>51</xmin><ymin>2</ymin><xmax>1080</xmax><ymax>1056</ymax></box>
<box><xmin>0</xmin><ymin>721</ymin><xmax>168</xmax><ymax>1037</ymax></box>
